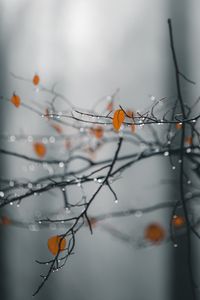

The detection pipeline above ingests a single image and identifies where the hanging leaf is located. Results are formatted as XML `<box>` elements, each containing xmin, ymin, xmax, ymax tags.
<box><xmin>33</xmin><ymin>142</ymin><xmax>46</xmax><ymax>157</ymax></box>
<box><xmin>172</xmin><ymin>215</ymin><xmax>185</xmax><ymax>228</ymax></box>
<box><xmin>107</xmin><ymin>101</ymin><xmax>113</xmax><ymax>111</ymax></box>
<box><xmin>144</xmin><ymin>223</ymin><xmax>165</xmax><ymax>244</ymax></box>
<box><xmin>175</xmin><ymin>122</ymin><xmax>182</xmax><ymax>129</ymax></box>
<box><xmin>0</xmin><ymin>216</ymin><xmax>11</xmax><ymax>225</ymax></box>
<box><xmin>112</xmin><ymin>109</ymin><xmax>125</xmax><ymax>131</ymax></box>
<box><xmin>185</xmin><ymin>136</ymin><xmax>192</xmax><ymax>145</ymax></box>
<box><xmin>88</xmin><ymin>217</ymin><xmax>98</xmax><ymax>228</ymax></box>
<box><xmin>11</xmin><ymin>93</ymin><xmax>21</xmax><ymax>108</ymax></box>
<box><xmin>90</xmin><ymin>126</ymin><xmax>104</xmax><ymax>139</ymax></box>
<box><xmin>126</xmin><ymin>110</ymin><xmax>134</xmax><ymax>118</ymax></box>
<box><xmin>45</xmin><ymin>108</ymin><xmax>50</xmax><ymax>120</ymax></box>
<box><xmin>48</xmin><ymin>235</ymin><xmax>67</xmax><ymax>256</ymax></box>
<box><xmin>130</xmin><ymin>124</ymin><xmax>136</xmax><ymax>134</ymax></box>
<box><xmin>51</xmin><ymin>123</ymin><xmax>63</xmax><ymax>134</ymax></box>
<box><xmin>33</xmin><ymin>74</ymin><xmax>40</xmax><ymax>85</ymax></box>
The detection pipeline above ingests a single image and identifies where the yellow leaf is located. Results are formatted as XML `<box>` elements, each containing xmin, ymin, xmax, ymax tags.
<box><xmin>48</xmin><ymin>235</ymin><xmax>67</xmax><ymax>256</ymax></box>
<box><xmin>112</xmin><ymin>109</ymin><xmax>125</xmax><ymax>131</ymax></box>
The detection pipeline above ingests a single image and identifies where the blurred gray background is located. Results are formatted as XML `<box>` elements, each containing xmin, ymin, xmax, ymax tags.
<box><xmin>0</xmin><ymin>0</ymin><xmax>199</xmax><ymax>299</ymax></box>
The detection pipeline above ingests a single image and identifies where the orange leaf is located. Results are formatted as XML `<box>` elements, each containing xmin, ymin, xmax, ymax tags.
<box><xmin>112</xmin><ymin>109</ymin><xmax>125</xmax><ymax>131</ymax></box>
<box><xmin>185</xmin><ymin>136</ymin><xmax>192</xmax><ymax>145</ymax></box>
<box><xmin>126</xmin><ymin>110</ymin><xmax>134</xmax><ymax>118</ymax></box>
<box><xmin>107</xmin><ymin>101</ymin><xmax>113</xmax><ymax>111</ymax></box>
<box><xmin>33</xmin><ymin>74</ymin><xmax>40</xmax><ymax>85</ymax></box>
<box><xmin>90</xmin><ymin>126</ymin><xmax>104</xmax><ymax>139</ymax></box>
<box><xmin>0</xmin><ymin>216</ymin><xmax>11</xmax><ymax>225</ymax></box>
<box><xmin>144</xmin><ymin>223</ymin><xmax>165</xmax><ymax>244</ymax></box>
<box><xmin>172</xmin><ymin>215</ymin><xmax>185</xmax><ymax>228</ymax></box>
<box><xmin>51</xmin><ymin>123</ymin><xmax>63</xmax><ymax>134</ymax></box>
<box><xmin>130</xmin><ymin>124</ymin><xmax>136</xmax><ymax>134</ymax></box>
<box><xmin>33</xmin><ymin>142</ymin><xmax>46</xmax><ymax>157</ymax></box>
<box><xmin>48</xmin><ymin>235</ymin><xmax>67</xmax><ymax>256</ymax></box>
<box><xmin>175</xmin><ymin>122</ymin><xmax>182</xmax><ymax>130</ymax></box>
<box><xmin>11</xmin><ymin>93</ymin><xmax>21</xmax><ymax>108</ymax></box>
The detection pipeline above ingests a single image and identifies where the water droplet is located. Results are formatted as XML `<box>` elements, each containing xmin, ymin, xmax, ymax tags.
<box><xmin>164</xmin><ymin>151</ymin><xmax>169</xmax><ymax>156</ymax></box>
<box><xmin>135</xmin><ymin>210</ymin><xmax>143</xmax><ymax>218</ymax></box>
<box><xmin>9</xmin><ymin>181</ymin><xmax>15</xmax><ymax>187</ymax></box>
<box><xmin>186</xmin><ymin>148</ymin><xmax>191</xmax><ymax>153</ymax></box>
<box><xmin>27</xmin><ymin>182</ymin><xmax>33</xmax><ymax>189</ymax></box>
<box><xmin>9</xmin><ymin>135</ymin><xmax>16</xmax><ymax>142</ymax></box>
<box><xmin>27</xmin><ymin>135</ymin><xmax>33</xmax><ymax>142</ymax></box>
<box><xmin>59</xmin><ymin>162</ymin><xmax>64</xmax><ymax>168</ymax></box>
<box><xmin>49</xmin><ymin>136</ymin><xmax>55</xmax><ymax>143</ymax></box>
<box><xmin>0</xmin><ymin>191</ymin><xmax>4</xmax><ymax>197</ymax></box>
<box><xmin>42</xmin><ymin>137</ymin><xmax>48</xmax><ymax>144</ymax></box>
<box><xmin>28</xmin><ymin>224</ymin><xmax>39</xmax><ymax>231</ymax></box>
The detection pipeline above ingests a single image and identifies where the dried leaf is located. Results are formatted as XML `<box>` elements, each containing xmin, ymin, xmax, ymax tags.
<box><xmin>11</xmin><ymin>93</ymin><xmax>21</xmax><ymax>108</ymax></box>
<box><xmin>144</xmin><ymin>223</ymin><xmax>165</xmax><ymax>244</ymax></box>
<box><xmin>175</xmin><ymin>122</ymin><xmax>182</xmax><ymax>129</ymax></box>
<box><xmin>185</xmin><ymin>136</ymin><xmax>192</xmax><ymax>145</ymax></box>
<box><xmin>51</xmin><ymin>123</ymin><xmax>63</xmax><ymax>134</ymax></box>
<box><xmin>112</xmin><ymin>109</ymin><xmax>125</xmax><ymax>131</ymax></box>
<box><xmin>88</xmin><ymin>217</ymin><xmax>98</xmax><ymax>228</ymax></box>
<box><xmin>107</xmin><ymin>101</ymin><xmax>113</xmax><ymax>111</ymax></box>
<box><xmin>33</xmin><ymin>74</ymin><xmax>40</xmax><ymax>85</ymax></box>
<box><xmin>126</xmin><ymin>110</ymin><xmax>134</xmax><ymax>118</ymax></box>
<box><xmin>45</xmin><ymin>108</ymin><xmax>50</xmax><ymax>120</ymax></box>
<box><xmin>90</xmin><ymin>126</ymin><xmax>104</xmax><ymax>139</ymax></box>
<box><xmin>0</xmin><ymin>216</ymin><xmax>11</xmax><ymax>225</ymax></box>
<box><xmin>65</xmin><ymin>139</ymin><xmax>71</xmax><ymax>149</ymax></box>
<box><xmin>48</xmin><ymin>235</ymin><xmax>67</xmax><ymax>256</ymax></box>
<box><xmin>130</xmin><ymin>124</ymin><xmax>136</xmax><ymax>134</ymax></box>
<box><xmin>33</xmin><ymin>142</ymin><xmax>46</xmax><ymax>157</ymax></box>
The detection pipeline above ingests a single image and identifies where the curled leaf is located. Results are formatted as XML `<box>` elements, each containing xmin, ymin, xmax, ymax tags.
<box><xmin>11</xmin><ymin>93</ymin><xmax>21</xmax><ymax>108</ymax></box>
<box><xmin>48</xmin><ymin>235</ymin><xmax>67</xmax><ymax>256</ymax></box>
<box><xmin>33</xmin><ymin>142</ymin><xmax>46</xmax><ymax>157</ymax></box>
<box><xmin>112</xmin><ymin>109</ymin><xmax>125</xmax><ymax>131</ymax></box>
<box><xmin>144</xmin><ymin>223</ymin><xmax>165</xmax><ymax>244</ymax></box>
<box><xmin>33</xmin><ymin>74</ymin><xmax>40</xmax><ymax>85</ymax></box>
